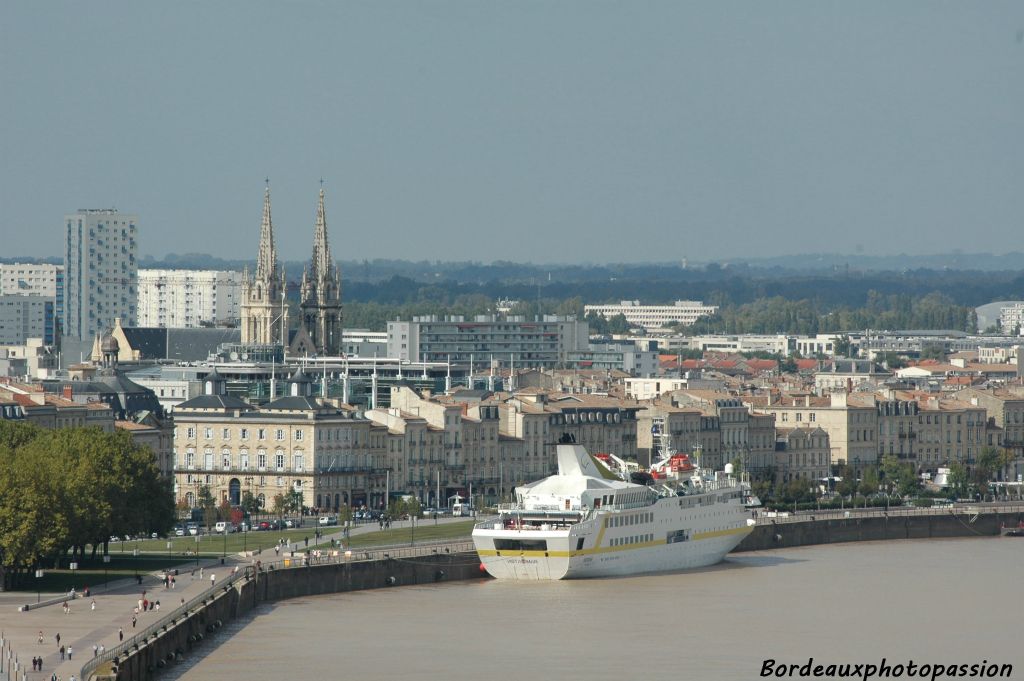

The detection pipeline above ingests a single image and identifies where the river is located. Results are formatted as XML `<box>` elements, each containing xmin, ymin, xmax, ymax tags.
<box><xmin>166</xmin><ymin>538</ymin><xmax>1020</xmax><ymax>681</ymax></box>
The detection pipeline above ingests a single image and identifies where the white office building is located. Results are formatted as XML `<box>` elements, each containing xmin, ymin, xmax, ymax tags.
<box><xmin>1000</xmin><ymin>303</ymin><xmax>1024</xmax><ymax>335</ymax></box>
<box><xmin>137</xmin><ymin>269</ymin><xmax>242</xmax><ymax>328</ymax></box>
<box><xmin>64</xmin><ymin>209</ymin><xmax>138</xmax><ymax>340</ymax></box>
<box><xmin>584</xmin><ymin>300</ymin><xmax>718</xmax><ymax>331</ymax></box>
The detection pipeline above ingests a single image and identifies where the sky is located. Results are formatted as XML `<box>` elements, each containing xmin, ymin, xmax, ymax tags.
<box><xmin>2</xmin><ymin>2</ymin><xmax>1023</xmax><ymax>265</ymax></box>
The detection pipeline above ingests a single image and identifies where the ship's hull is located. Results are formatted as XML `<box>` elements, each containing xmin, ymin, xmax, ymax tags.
<box><xmin>474</xmin><ymin>493</ymin><xmax>754</xmax><ymax>580</ymax></box>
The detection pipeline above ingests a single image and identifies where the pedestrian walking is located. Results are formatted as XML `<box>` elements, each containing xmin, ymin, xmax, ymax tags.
<box><xmin>93</xmin><ymin>644</ymin><xmax>98</xmax><ymax>657</ymax></box>
<box><xmin>90</xmin><ymin>599</ymin><xmax>96</xmax><ymax>611</ymax></box>
<box><xmin>210</xmin><ymin>573</ymin><xmax>215</xmax><ymax>585</ymax></box>
<box><xmin>171</xmin><ymin>576</ymin><xmax>176</xmax><ymax>589</ymax></box>
<box><xmin>155</xmin><ymin>600</ymin><xmax>160</xmax><ymax>611</ymax></box>
<box><xmin>55</xmin><ymin>632</ymin><xmax>61</xmax><ymax>646</ymax></box>
<box><xmin>38</xmin><ymin>630</ymin><xmax>43</xmax><ymax>644</ymax></box>
<box><xmin>67</xmin><ymin>645</ymin><xmax>73</xmax><ymax>660</ymax></box>
<box><xmin>132</xmin><ymin>615</ymin><xmax>137</xmax><ymax>628</ymax></box>
<box><xmin>199</xmin><ymin>567</ymin><xmax>203</xmax><ymax>579</ymax></box>
<box><xmin>60</xmin><ymin>645</ymin><xmax>65</xmax><ymax>660</ymax></box>
<box><xmin>118</xmin><ymin>627</ymin><xmax>123</xmax><ymax>641</ymax></box>
<box><xmin>98</xmin><ymin>645</ymin><xmax>105</xmax><ymax>655</ymax></box>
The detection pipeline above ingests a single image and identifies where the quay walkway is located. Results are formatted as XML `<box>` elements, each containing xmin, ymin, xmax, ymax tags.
<box><xmin>0</xmin><ymin>518</ymin><xmax>474</xmax><ymax>681</ymax></box>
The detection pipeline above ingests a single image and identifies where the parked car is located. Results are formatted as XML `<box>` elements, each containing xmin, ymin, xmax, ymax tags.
<box><xmin>258</xmin><ymin>521</ymin><xmax>272</xmax><ymax>530</ymax></box>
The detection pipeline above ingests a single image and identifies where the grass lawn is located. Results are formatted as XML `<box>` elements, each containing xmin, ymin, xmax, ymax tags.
<box><xmin>106</xmin><ymin>527</ymin><xmax>329</xmax><ymax>557</ymax></box>
<box><xmin>12</xmin><ymin>556</ymin><xmax>192</xmax><ymax>594</ymax></box>
<box><xmin>327</xmin><ymin>520</ymin><xmax>475</xmax><ymax>549</ymax></box>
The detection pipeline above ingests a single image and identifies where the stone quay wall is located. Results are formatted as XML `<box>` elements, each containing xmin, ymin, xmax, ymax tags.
<box><xmin>735</xmin><ymin>506</ymin><xmax>1024</xmax><ymax>552</ymax></box>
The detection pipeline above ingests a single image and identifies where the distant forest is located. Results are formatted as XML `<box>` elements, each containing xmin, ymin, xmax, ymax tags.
<box><xmin>8</xmin><ymin>253</ymin><xmax>1024</xmax><ymax>334</ymax></box>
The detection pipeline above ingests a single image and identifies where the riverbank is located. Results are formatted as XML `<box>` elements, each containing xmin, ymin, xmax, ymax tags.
<box><xmin>736</xmin><ymin>503</ymin><xmax>1024</xmax><ymax>551</ymax></box>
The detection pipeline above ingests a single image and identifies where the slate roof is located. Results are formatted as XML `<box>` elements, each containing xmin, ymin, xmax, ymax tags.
<box><xmin>121</xmin><ymin>327</ymin><xmax>168</xmax><ymax>360</ymax></box>
<box><xmin>167</xmin><ymin>328</ymin><xmax>241</xmax><ymax>362</ymax></box>
<box><xmin>262</xmin><ymin>395</ymin><xmax>324</xmax><ymax>411</ymax></box>
<box><xmin>176</xmin><ymin>394</ymin><xmax>253</xmax><ymax>411</ymax></box>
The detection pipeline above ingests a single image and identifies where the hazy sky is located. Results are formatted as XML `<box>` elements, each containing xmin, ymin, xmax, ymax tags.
<box><xmin>2</xmin><ymin>2</ymin><xmax>1022</xmax><ymax>264</ymax></box>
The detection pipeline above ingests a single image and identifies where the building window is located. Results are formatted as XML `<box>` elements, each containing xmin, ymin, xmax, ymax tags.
<box><xmin>240</xmin><ymin>450</ymin><xmax>249</xmax><ymax>470</ymax></box>
<box><xmin>222</xmin><ymin>449</ymin><xmax>231</xmax><ymax>469</ymax></box>
<box><xmin>186</xmin><ymin>449</ymin><xmax>195</xmax><ymax>468</ymax></box>
<box><xmin>293</xmin><ymin>453</ymin><xmax>304</xmax><ymax>471</ymax></box>
<box><xmin>187</xmin><ymin>427</ymin><xmax>196</xmax><ymax>439</ymax></box>
<box><xmin>223</xmin><ymin>428</ymin><xmax>230</xmax><ymax>440</ymax></box>
<box><xmin>295</xmin><ymin>430</ymin><xmax>303</xmax><ymax>441</ymax></box>
<box><xmin>257</xmin><ymin>451</ymin><xmax>267</xmax><ymax>470</ymax></box>
<box><xmin>276</xmin><ymin>429</ymin><xmax>284</xmax><ymax>441</ymax></box>
<box><xmin>205</xmin><ymin>427</ymin><xmax>213</xmax><ymax>439</ymax></box>
<box><xmin>276</xmin><ymin>452</ymin><xmax>285</xmax><ymax>470</ymax></box>
<box><xmin>258</xmin><ymin>428</ymin><xmax>266</xmax><ymax>441</ymax></box>
<box><xmin>241</xmin><ymin>428</ymin><xmax>249</xmax><ymax>440</ymax></box>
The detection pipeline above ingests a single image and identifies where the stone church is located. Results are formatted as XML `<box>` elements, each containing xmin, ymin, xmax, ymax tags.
<box><xmin>240</xmin><ymin>184</ymin><xmax>343</xmax><ymax>356</ymax></box>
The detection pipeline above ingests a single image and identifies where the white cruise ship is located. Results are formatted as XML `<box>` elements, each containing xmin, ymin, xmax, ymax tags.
<box><xmin>472</xmin><ymin>436</ymin><xmax>756</xmax><ymax>580</ymax></box>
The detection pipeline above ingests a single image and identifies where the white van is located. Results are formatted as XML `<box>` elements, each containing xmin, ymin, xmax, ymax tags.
<box><xmin>214</xmin><ymin>521</ymin><xmax>229</xmax><ymax>533</ymax></box>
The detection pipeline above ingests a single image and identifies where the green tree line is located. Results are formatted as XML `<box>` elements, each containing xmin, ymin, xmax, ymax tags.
<box><xmin>0</xmin><ymin>421</ymin><xmax>174</xmax><ymax>590</ymax></box>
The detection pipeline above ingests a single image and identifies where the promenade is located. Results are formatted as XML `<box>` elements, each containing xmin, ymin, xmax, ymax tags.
<box><xmin>0</xmin><ymin>518</ymin><xmax>451</xmax><ymax>681</ymax></box>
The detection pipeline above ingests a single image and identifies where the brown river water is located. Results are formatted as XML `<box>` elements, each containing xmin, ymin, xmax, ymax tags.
<box><xmin>165</xmin><ymin>538</ymin><xmax>1020</xmax><ymax>681</ymax></box>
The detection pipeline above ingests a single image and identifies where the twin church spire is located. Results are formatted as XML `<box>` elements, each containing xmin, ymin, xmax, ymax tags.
<box><xmin>240</xmin><ymin>182</ymin><xmax>343</xmax><ymax>356</ymax></box>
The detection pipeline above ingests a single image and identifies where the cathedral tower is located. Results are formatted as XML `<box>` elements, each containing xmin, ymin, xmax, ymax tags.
<box><xmin>295</xmin><ymin>187</ymin><xmax>343</xmax><ymax>355</ymax></box>
<box><xmin>240</xmin><ymin>183</ymin><xmax>288</xmax><ymax>345</ymax></box>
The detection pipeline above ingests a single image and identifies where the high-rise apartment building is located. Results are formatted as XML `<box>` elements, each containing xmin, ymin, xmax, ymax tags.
<box><xmin>0</xmin><ymin>263</ymin><xmax>64</xmax><ymax>343</ymax></box>
<box><xmin>0</xmin><ymin>296</ymin><xmax>55</xmax><ymax>345</ymax></box>
<box><xmin>137</xmin><ymin>269</ymin><xmax>243</xmax><ymax>328</ymax></box>
<box><xmin>64</xmin><ymin>209</ymin><xmax>138</xmax><ymax>340</ymax></box>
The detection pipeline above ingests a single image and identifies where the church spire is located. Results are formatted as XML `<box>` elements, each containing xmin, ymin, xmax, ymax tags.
<box><xmin>311</xmin><ymin>185</ymin><xmax>333</xmax><ymax>285</ymax></box>
<box><xmin>256</xmin><ymin>181</ymin><xmax>279</xmax><ymax>282</ymax></box>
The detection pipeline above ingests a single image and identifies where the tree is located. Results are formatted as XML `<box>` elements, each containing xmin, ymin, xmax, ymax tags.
<box><xmin>217</xmin><ymin>499</ymin><xmax>233</xmax><ymax>522</ymax></box>
<box><xmin>271</xmin><ymin>493</ymin><xmax>287</xmax><ymax>519</ymax></box>
<box><xmin>972</xmin><ymin>447</ymin><xmax>1001</xmax><ymax>499</ymax></box>
<box><xmin>878</xmin><ymin>352</ymin><xmax>908</xmax><ymax>370</ymax></box>
<box><xmin>858</xmin><ymin>467</ymin><xmax>879</xmax><ymax>500</ymax></box>
<box><xmin>284</xmin><ymin>489</ymin><xmax>304</xmax><ymax>517</ymax></box>
<box><xmin>836</xmin><ymin>465</ymin><xmax>858</xmax><ymax>499</ymax></box>
<box><xmin>197</xmin><ymin>485</ymin><xmax>217</xmax><ymax>531</ymax></box>
<box><xmin>833</xmin><ymin>335</ymin><xmax>853</xmax><ymax>358</ymax></box>
<box><xmin>240</xmin><ymin>491</ymin><xmax>260</xmax><ymax>518</ymax></box>
<box><xmin>947</xmin><ymin>462</ymin><xmax>970</xmax><ymax>500</ymax></box>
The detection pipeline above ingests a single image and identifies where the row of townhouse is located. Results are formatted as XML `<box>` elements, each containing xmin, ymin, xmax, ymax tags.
<box><xmin>169</xmin><ymin>372</ymin><xmax>1024</xmax><ymax>512</ymax></box>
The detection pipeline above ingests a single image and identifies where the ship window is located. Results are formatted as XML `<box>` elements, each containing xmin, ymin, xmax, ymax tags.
<box><xmin>494</xmin><ymin>539</ymin><xmax>548</xmax><ymax>552</ymax></box>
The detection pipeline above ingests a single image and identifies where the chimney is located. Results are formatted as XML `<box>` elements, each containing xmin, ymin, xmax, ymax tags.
<box><xmin>63</xmin><ymin>384</ymin><xmax>73</xmax><ymax>400</ymax></box>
